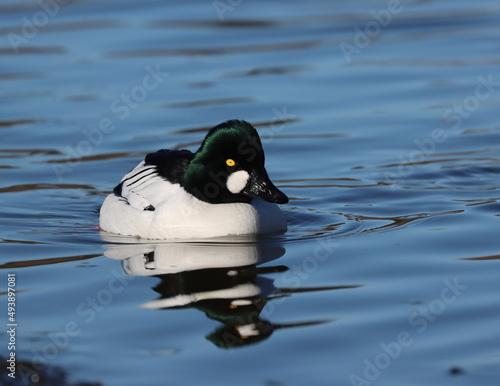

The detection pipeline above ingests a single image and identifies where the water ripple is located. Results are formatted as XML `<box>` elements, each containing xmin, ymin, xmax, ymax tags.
<box><xmin>105</xmin><ymin>40</ymin><xmax>321</xmax><ymax>58</ymax></box>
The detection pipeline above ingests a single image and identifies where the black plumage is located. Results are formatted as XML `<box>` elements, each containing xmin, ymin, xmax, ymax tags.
<box><xmin>144</xmin><ymin>149</ymin><xmax>194</xmax><ymax>185</ymax></box>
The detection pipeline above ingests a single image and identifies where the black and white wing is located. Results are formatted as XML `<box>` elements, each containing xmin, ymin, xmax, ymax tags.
<box><xmin>113</xmin><ymin>149</ymin><xmax>194</xmax><ymax>211</ymax></box>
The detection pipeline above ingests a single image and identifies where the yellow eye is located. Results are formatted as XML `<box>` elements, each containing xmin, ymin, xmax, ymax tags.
<box><xmin>226</xmin><ymin>158</ymin><xmax>236</xmax><ymax>167</ymax></box>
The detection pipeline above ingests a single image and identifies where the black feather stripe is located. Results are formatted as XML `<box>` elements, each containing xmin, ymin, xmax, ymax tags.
<box><xmin>124</xmin><ymin>170</ymin><xmax>158</xmax><ymax>189</ymax></box>
<box><xmin>113</xmin><ymin>182</ymin><xmax>124</xmax><ymax>196</ymax></box>
<box><xmin>121</xmin><ymin>166</ymin><xmax>156</xmax><ymax>184</ymax></box>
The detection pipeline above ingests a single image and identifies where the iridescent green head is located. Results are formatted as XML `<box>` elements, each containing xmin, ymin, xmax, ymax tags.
<box><xmin>183</xmin><ymin>120</ymin><xmax>288</xmax><ymax>205</ymax></box>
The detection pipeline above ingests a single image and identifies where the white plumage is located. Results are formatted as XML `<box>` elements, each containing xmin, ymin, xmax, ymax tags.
<box><xmin>100</xmin><ymin>162</ymin><xmax>287</xmax><ymax>240</ymax></box>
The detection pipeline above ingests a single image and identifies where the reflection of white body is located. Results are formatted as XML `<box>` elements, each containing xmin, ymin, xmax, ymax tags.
<box><xmin>102</xmin><ymin>238</ymin><xmax>285</xmax><ymax>309</ymax></box>
<box><xmin>100</xmin><ymin>179</ymin><xmax>286</xmax><ymax>239</ymax></box>
<box><xmin>141</xmin><ymin>283</ymin><xmax>263</xmax><ymax>309</ymax></box>
<box><xmin>102</xmin><ymin>235</ymin><xmax>285</xmax><ymax>275</ymax></box>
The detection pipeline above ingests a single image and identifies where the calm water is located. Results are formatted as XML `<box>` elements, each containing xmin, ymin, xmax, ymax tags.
<box><xmin>1</xmin><ymin>0</ymin><xmax>500</xmax><ymax>385</ymax></box>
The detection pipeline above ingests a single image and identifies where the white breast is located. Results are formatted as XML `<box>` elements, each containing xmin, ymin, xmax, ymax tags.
<box><xmin>99</xmin><ymin>184</ymin><xmax>287</xmax><ymax>239</ymax></box>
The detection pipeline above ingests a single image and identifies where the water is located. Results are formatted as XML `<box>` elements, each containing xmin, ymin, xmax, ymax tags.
<box><xmin>1</xmin><ymin>0</ymin><xmax>500</xmax><ymax>385</ymax></box>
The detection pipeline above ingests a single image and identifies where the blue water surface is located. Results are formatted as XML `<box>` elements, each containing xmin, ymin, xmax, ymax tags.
<box><xmin>1</xmin><ymin>0</ymin><xmax>500</xmax><ymax>385</ymax></box>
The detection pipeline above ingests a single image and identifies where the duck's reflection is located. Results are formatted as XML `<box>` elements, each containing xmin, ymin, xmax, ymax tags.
<box><xmin>149</xmin><ymin>262</ymin><xmax>289</xmax><ymax>348</ymax></box>
<box><xmin>102</xmin><ymin>235</ymin><xmax>356</xmax><ymax>349</ymax></box>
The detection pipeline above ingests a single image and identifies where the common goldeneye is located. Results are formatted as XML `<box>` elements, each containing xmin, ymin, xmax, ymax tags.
<box><xmin>99</xmin><ymin>120</ymin><xmax>288</xmax><ymax>239</ymax></box>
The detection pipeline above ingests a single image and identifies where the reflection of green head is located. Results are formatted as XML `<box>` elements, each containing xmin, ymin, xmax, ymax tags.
<box><xmin>207</xmin><ymin>321</ymin><xmax>274</xmax><ymax>349</ymax></box>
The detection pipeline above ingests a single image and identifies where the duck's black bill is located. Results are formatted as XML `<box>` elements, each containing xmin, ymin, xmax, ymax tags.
<box><xmin>242</xmin><ymin>168</ymin><xmax>289</xmax><ymax>204</ymax></box>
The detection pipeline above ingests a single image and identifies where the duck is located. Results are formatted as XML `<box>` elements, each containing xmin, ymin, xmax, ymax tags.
<box><xmin>99</xmin><ymin>120</ymin><xmax>288</xmax><ymax>239</ymax></box>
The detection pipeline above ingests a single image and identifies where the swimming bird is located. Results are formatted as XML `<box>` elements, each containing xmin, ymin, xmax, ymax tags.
<box><xmin>99</xmin><ymin>120</ymin><xmax>288</xmax><ymax>239</ymax></box>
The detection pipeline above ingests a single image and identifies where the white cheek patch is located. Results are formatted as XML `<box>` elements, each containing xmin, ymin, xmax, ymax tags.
<box><xmin>226</xmin><ymin>170</ymin><xmax>249</xmax><ymax>194</ymax></box>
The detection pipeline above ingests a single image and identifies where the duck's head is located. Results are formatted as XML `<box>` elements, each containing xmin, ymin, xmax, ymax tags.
<box><xmin>183</xmin><ymin>120</ymin><xmax>289</xmax><ymax>205</ymax></box>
